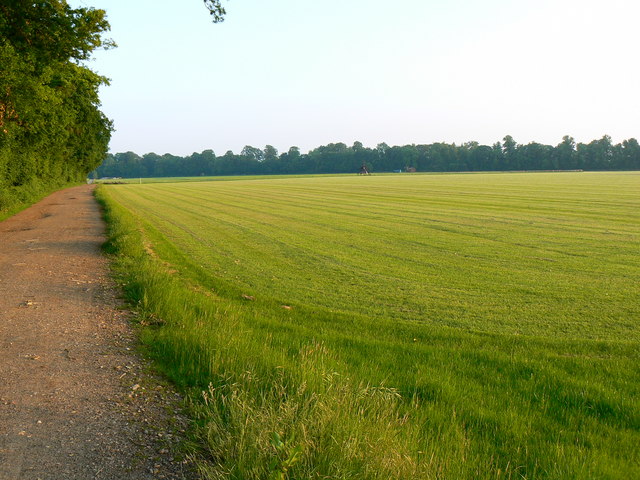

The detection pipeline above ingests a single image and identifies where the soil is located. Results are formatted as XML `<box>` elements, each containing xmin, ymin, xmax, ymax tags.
<box><xmin>0</xmin><ymin>185</ymin><xmax>198</xmax><ymax>479</ymax></box>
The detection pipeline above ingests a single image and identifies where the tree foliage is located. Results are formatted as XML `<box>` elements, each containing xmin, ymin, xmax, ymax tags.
<box><xmin>203</xmin><ymin>0</ymin><xmax>227</xmax><ymax>23</ymax></box>
<box><xmin>94</xmin><ymin>135</ymin><xmax>640</xmax><ymax>179</ymax></box>
<box><xmin>0</xmin><ymin>1</ymin><xmax>113</xmax><ymax>214</ymax></box>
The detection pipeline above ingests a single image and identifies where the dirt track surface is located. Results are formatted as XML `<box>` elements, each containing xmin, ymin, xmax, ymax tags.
<box><xmin>0</xmin><ymin>185</ymin><xmax>195</xmax><ymax>479</ymax></box>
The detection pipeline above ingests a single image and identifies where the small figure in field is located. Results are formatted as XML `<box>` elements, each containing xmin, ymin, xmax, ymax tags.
<box><xmin>358</xmin><ymin>163</ymin><xmax>370</xmax><ymax>175</ymax></box>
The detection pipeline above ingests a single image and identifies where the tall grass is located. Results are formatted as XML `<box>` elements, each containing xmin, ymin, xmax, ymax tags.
<box><xmin>96</xmin><ymin>173</ymin><xmax>640</xmax><ymax>479</ymax></box>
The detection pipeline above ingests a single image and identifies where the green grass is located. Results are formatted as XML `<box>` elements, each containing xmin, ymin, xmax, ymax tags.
<box><xmin>97</xmin><ymin>172</ymin><xmax>640</xmax><ymax>479</ymax></box>
<box><xmin>0</xmin><ymin>177</ymin><xmax>82</xmax><ymax>221</ymax></box>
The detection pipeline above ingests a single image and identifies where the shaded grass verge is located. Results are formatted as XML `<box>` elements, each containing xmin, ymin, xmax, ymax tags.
<box><xmin>0</xmin><ymin>177</ymin><xmax>82</xmax><ymax>221</ymax></box>
<box><xmin>96</xmin><ymin>185</ymin><xmax>640</xmax><ymax>479</ymax></box>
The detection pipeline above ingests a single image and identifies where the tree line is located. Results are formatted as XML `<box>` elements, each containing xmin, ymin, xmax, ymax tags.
<box><xmin>95</xmin><ymin>135</ymin><xmax>640</xmax><ymax>178</ymax></box>
<box><xmin>0</xmin><ymin>1</ymin><xmax>113</xmax><ymax>215</ymax></box>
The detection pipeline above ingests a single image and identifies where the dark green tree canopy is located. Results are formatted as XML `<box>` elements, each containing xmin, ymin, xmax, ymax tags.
<box><xmin>0</xmin><ymin>1</ymin><xmax>114</xmax><ymax>64</ymax></box>
<box><xmin>93</xmin><ymin>135</ymin><xmax>640</xmax><ymax>179</ymax></box>
<box><xmin>0</xmin><ymin>0</ymin><xmax>113</xmax><ymax>214</ymax></box>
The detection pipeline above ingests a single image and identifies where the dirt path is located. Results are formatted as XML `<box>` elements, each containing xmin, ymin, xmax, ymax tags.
<box><xmin>0</xmin><ymin>185</ymin><xmax>195</xmax><ymax>479</ymax></box>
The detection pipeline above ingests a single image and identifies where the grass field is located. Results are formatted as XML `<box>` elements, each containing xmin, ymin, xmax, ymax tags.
<box><xmin>97</xmin><ymin>172</ymin><xmax>640</xmax><ymax>479</ymax></box>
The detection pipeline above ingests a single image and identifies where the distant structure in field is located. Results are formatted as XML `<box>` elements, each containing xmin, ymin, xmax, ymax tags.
<box><xmin>359</xmin><ymin>163</ymin><xmax>370</xmax><ymax>175</ymax></box>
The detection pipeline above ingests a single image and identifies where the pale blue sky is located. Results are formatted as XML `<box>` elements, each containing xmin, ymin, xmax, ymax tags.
<box><xmin>75</xmin><ymin>0</ymin><xmax>640</xmax><ymax>155</ymax></box>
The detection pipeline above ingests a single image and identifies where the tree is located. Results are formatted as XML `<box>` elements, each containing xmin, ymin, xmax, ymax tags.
<box><xmin>596</xmin><ymin>135</ymin><xmax>614</xmax><ymax>169</ymax></box>
<box><xmin>467</xmin><ymin>145</ymin><xmax>496</xmax><ymax>171</ymax></box>
<box><xmin>0</xmin><ymin>0</ymin><xmax>113</xmax><ymax>212</ymax></box>
<box><xmin>203</xmin><ymin>0</ymin><xmax>227</xmax><ymax>22</ymax></box>
<box><xmin>553</xmin><ymin>136</ymin><xmax>576</xmax><ymax>170</ymax></box>
<box><xmin>491</xmin><ymin>142</ymin><xmax>503</xmax><ymax>170</ymax></box>
<box><xmin>519</xmin><ymin>142</ymin><xmax>552</xmax><ymax>171</ymax></box>
<box><xmin>502</xmin><ymin>135</ymin><xmax>517</xmax><ymax>170</ymax></box>
<box><xmin>577</xmin><ymin>135</ymin><xmax>614</xmax><ymax>170</ymax></box>
<box><xmin>0</xmin><ymin>2</ymin><xmax>114</xmax><ymax>65</ymax></box>
<box><xmin>618</xmin><ymin>138</ymin><xmax>640</xmax><ymax>170</ymax></box>
<box><xmin>374</xmin><ymin>143</ymin><xmax>390</xmax><ymax>170</ymax></box>
<box><xmin>263</xmin><ymin>145</ymin><xmax>278</xmax><ymax>162</ymax></box>
<box><xmin>241</xmin><ymin>145</ymin><xmax>265</xmax><ymax>162</ymax></box>
<box><xmin>287</xmin><ymin>146</ymin><xmax>301</xmax><ymax>159</ymax></box>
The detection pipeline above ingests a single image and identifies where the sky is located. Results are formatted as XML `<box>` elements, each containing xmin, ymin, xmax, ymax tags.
<box><xmin>73</xmin><ymin>0</ymin><xmax>640</xmax><ymax>156</ymax></box>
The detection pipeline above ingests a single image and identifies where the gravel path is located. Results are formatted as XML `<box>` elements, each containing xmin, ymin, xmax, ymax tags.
<box><xmin>0</xmin><ymin>185</ymin><xmax>196</xmax><ymax>479</ymax></box>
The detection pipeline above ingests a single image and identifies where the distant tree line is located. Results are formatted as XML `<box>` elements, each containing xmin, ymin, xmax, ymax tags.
<box><xmin>0</xmin><ymin>1</ymin><xmax>112</xmax><ymax>214</ymax></box>
<box><xmin>95</xmin><ymin>135</ymin><xmax>640</xmax><ymax>178</ymax></box>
